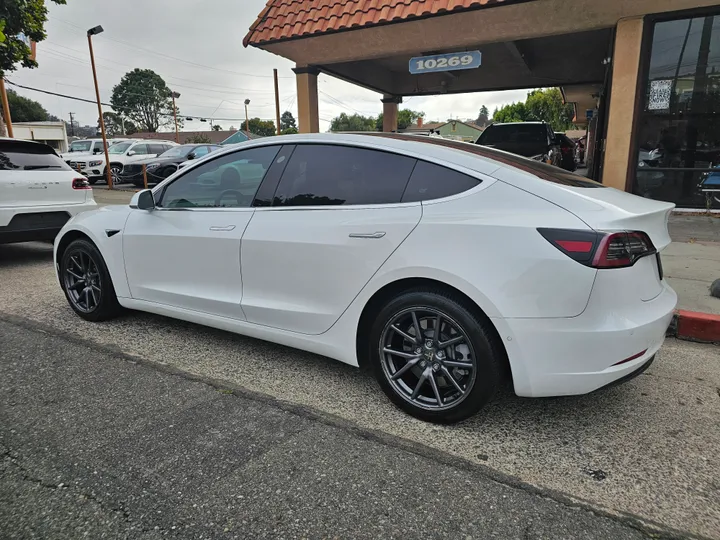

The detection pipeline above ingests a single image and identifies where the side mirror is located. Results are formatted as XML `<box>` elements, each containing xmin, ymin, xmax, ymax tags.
<box><xmin>187</xmin><ymin>153</ymin><xmax>195</xmax><ymax>160</ymax></box>
<box><xmin>93</xmin><ymin>148</ymin><xmax>101</xmax><ymax>154</ymax></box>
<box><xmin>127</xmin><ymin>150</ymin><xmax>136</xmax><ymax>156</ymax></box>
<box><xmin>130</xmin><ymin>189</ymin><xmax>155</xmax><ymax>210</ymax></box>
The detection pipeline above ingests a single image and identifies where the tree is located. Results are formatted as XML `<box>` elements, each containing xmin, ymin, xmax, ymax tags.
<box><xmin>280</xmin><ymin>111</ymin><xmax>297</xmax><ymax>131</ymax></box>
<box><xmin>102</xmin><ymin>111</ymin><xmax>137</xmax><ymax>137</ymax></box>
<box><xmin>212</xmin><ymin>124</ymin><xmax>222</xmax><ymax>131</ymax></box>
<box><xmin>476</xmin><ymin>105</ymin><xmax>489</xmax><ymax>127</ymax></box>
<box><xmin>110</xmin><ymin>69</ymin><xmax>179</xmax><ymax>132</ymax></box>
<box><xmin>375</xmin><ymin>109</ymin><xmax>424</xmax><ymax>131</ymax></box>
<box><xmin>492</xmin><ymin>89</ymin><xmax>575</xmax><ymax>131</ymax></box>
<box><xmin>185</xmin><ymin>133</ymin><xmax>212</xmax><ymax>144</ymax></box>
<box><xmin>0</xmin><ymin>0</ymin><xmax>66</xmax><ymax>135</ymax></box>
<box><xmin>245</xmin><ymin>118</ymin><xmax>276</xmax><ymax>137</ymax></box>
<box><xmin>330</xmin><ymin>112</ymin><xmax>376</xmax><ymax>132</ymax></box>
<box><xmin>281</xmin><ymin>127</ymin><xmax>298</xmax><ymax>135</ymax></box>
<box><xmin>525</xmin><ymin>88</ymin><xmax>575</xmax><ymax>131</ymax></box>
<box><xmin>7</xmin><ymin>89</ymin><xmax>48</xmax><ymax>121</ymax></box>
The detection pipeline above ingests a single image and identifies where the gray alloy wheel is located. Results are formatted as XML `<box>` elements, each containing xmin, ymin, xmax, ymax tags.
<box><xmin>379</xmin><ymin>306</ymin><xmax>477</xmax><ymax>412</ymax></box>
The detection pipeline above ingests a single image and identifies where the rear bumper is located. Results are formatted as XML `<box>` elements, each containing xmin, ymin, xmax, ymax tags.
<box><xmin>0</xmin><ymin>203</ymin><xmax>97</xmax><ymax>244</ymax></box>
<box><xmin>502</xmin><ymin>281</ymin><xmax>677</xmax><ymax>398</ymax></box>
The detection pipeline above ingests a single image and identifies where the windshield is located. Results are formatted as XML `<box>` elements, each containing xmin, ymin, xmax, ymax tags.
<box><xmin>68</xmin><ymin>141</ymin><xmax>92</xmax><ymax>153</ymax></box>
<box><xmin>160</xmin><ymin>146</ymin><xmax>194</xmax><ymax>158</ymax></box>
<box><xmin>109</xmin><ymin>141</ymin><xmax>132</xmax><ymax>154</ymax></box>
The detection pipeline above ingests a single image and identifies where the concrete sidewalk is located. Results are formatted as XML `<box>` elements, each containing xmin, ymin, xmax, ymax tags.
<box><xmin>666</xmin><ymin>215</ymin><xmax>720</xmax><ymax>316</ymax></box>
<box><xmin>0</xmin><ymin>319</ymin><xmax>652</xmax><ymax>540</ymax></box>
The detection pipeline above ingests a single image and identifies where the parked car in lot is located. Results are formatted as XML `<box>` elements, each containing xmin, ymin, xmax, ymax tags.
<box><xmin>54</xmin><ymin>133</ymin><xmax>676</xmax><ymax>423</ymax></box>
<box><xmin>79</xmin><ymin>139</ymin><xmax>179</xmax><ymax>185</ymax></box>
<box><xmin>120</xmin><ymin>144</ymin><xmax>221</xmax><ymax>187</ymax></box>
<box><xmin>62</xmin><ymin>138</ymin><xmax>128</xmax><ymax>160</ymax></box>
<box><xmin>475</xmin><ymin>121</ymin><xmax>562</xmax><ymax>167</ymax></box>
<box><xmin>63</xmin><ymin>138</ymin><xmax>129</xmax><ymax>180</ymax></box>
<box><xmin>1</xmin><ymin>138</ymin><xmax>96</xmax><ymax>244</ymax></box>
<box><xmin>555</xmin><ymin>132</ymin><xmax>577</xmax><ymax>171</ymax></box>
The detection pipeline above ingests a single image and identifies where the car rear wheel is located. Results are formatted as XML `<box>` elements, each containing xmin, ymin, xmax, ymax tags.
<box><xmin>370</xmin><ymin>290</ymin><xmax>502</xmax><ymax>423</ymax></box>
<box><xmin>61</xmin><ymin>239</ymin><xmax>121</xmax><ymax>322</ymax></box>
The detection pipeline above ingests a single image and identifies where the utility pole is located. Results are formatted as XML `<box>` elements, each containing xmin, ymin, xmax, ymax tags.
<box><xmin>87</xmin><ymin>25</ymin><xmax>113</xmax><ymax>189</ymax></box>
<box><xmin>0</xmin><ymin>77</ymin><xmax>14</xmax><ymax>138</ymax></box>
<box><xmin>244</xmin><ymin>99</ymin><xmax>250</xmax><ymax>139</ymax></box>
<box><xmin>69</xmin><ymin>112</ymin><xmax>75</xmax><ymax>136</ymax></box>
<box><xmin>274</xmin><ymin>69</ymin><xmax>281</xmax><ymax>135</ymax></box>
<box><xmin>171</xmin><ymin>91</ymin><xmax>180</xmax><ymax>143</ymax></box>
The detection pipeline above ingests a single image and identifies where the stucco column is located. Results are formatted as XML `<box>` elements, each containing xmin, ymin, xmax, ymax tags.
<box><xmin>381</xmin><ymin>95</ymin><xmax>402</xmax><ymax>132</ymax></box>
<box><xmin>603</xmin><ymin>17</ymin><xmax>645</xmax><ymax>191</ymax></box>
<box><xmin>292</xmin><ymin>66</ymin><xmax>320</xmax><ymax>133</ymax></box>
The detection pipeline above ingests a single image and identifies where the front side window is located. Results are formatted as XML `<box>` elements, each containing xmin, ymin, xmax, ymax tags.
<box><xmin>109</xmin><ymin>142</ymin><xmax>132</xmax><ymax>154</ymax></box>
<box><xmin>159</xmin><ymin>145</ymin><xmax>280</xmax><ymax>209</ymax></box>
<box><xmin>192</xmin><ymin>146</ymin><xmax>211</xmax><ymax>158</ymax></box>
<box><xmin>273</xmin><ymin>144</ymin><xmax>416</xmax><ymax>206</ymax></box>
<box><xmin>131</xmin><ymin>144</ymin><xmax>150</xmax><ymax>155</ymax></box>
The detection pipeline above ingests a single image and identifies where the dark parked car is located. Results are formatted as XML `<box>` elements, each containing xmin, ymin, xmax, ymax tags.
<box><xmin>475</xmin><ymin>122</ymin><xmax>562</xmax><ymax>168</ymax></box>
<box><xmin>121</xmin><ymin>144</ymin><xmax>221</xmax><ymax>187</ymax></box>
<box><xmin>555</xmin><ymin>133</ymin><xmax>577</xmax><ymax>171</ymax></box>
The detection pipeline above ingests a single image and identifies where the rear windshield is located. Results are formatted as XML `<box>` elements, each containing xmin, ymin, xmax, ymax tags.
<box><xmin>365</xmin><ymin>133</ymin><xmax>604</xmax><ymax>188</ymax></box>
<box><xmin>0</xmin><ymin>143</ymin><xmax>72</xmax><ymax>171</ymax></box>
<box><xmin>478</xmin><ymin>124</ymin><xmax>547</xmax><ymax>145</ymax></box>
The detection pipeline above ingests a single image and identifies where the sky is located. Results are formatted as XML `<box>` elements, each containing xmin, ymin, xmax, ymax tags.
<box><xmin>7</xmin><ymin>0</ymin><xmax>532</xmax><ymax>133</ymax></box>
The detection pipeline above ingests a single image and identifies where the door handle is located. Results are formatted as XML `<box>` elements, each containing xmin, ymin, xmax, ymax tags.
<box><xmin>28</xmin><ymin>186</ymin><xmax>48</xmax><ymax>189</ymax></box>
<box><xmin>349</xmin><ymin>232</ymin><xmax>386</xmax><ymax>239</ymax></box>
<box><xmin>209</xmin><ymin>225</ymin><xmax>236</xmax><ymax>231</ymax></box>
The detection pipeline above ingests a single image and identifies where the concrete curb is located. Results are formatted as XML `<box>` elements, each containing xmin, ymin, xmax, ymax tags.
<box><xmin>667</xmin><ymin>309</ymin><xmax>720</xmax><ymax>344</ymax></box>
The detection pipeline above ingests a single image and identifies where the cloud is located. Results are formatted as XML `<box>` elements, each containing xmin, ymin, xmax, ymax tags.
<box><xmin>9</xmin><ymin>0</ymin><xmax>535</xmax><ymax>132</ymax></box>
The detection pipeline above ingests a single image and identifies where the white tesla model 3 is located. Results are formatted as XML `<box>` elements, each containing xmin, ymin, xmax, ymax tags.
<box><xmin>54</xmin><ymin>134</ymin><xmax>677</xmax><ymax>423</ymax></box>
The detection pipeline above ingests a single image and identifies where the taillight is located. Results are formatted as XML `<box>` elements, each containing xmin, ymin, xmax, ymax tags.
<box><xmin>538</xmin><ymin>229</ymin><xmax>656</xmax><ymax>269</ymax></box>
<box><xmin>72</xmin><ymin>178</ymin><xmax>91</xmax><ymax>190</ymax></box>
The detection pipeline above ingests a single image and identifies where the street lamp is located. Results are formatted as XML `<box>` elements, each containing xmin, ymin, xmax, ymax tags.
<box><xmin>170</xmin><ymin>91</ymin><xmax>180</xmax><ymax>143</ymax></box>
<box><xmin>87</xmin><ymin>25</ymin><xmax>113</xmax><ymax>189</ymax></box>
<box><xmin>244</xmin><ymin>99</ymin><xmax>250</xmax><ymax>139</ymax></box>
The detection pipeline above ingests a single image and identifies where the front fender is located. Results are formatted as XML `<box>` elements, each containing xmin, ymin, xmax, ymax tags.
<box><xmin>54</xmin><ymin>206</ymin><xmax>133</xmax><ymax>298</ymax></box>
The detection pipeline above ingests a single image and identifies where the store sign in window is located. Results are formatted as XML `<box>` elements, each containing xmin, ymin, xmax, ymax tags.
<box><xmin>648</xmin><ymin>80</ymin><xmax>672</xmax><ymax>111</ymax></box>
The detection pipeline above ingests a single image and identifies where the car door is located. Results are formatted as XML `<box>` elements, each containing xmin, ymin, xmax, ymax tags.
<box><xmin>122</xmin><ymin>145</ymin><xmax>282</xmax><ymax>319</ymax></box>
<box><xmin>240</xmin><ymin>143</ymin><xmax>421</xmax><ymax>335</ymax></box>
<box><xmin>127</xmin><ymin>143</ymin><xmax>152</xmax><ymax>163</ymax></box>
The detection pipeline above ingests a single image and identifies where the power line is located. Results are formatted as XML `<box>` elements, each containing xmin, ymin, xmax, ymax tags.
<box><xmin>53</xmin><ymin>17</ymin><xmax>294</xmax><ymax>80</ymax></box>
<box><xmin>4</xmin><ymin>79</ymin><xmax>276</xmax><ymax>123</ymax></box>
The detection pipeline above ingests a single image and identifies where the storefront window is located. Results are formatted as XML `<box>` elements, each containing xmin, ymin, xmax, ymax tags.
<box><xmin>634</xmin><ymin>13</ymin><xmax>720</xmax><ymax>208</ymax></box>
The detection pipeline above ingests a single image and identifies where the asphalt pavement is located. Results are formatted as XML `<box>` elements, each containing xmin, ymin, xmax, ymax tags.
<box><xmin>1</xmin><ymin>241</ymin><xmax>719</xmax><ymax>539</ymax></box>
<box><xmin>1</xmin><ymin>318</ymin><xmax>650</xmax><ymax>540</ymax></box>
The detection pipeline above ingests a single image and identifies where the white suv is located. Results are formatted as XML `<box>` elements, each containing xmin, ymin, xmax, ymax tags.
<box><xmin>1</xmin><ymin>138</ymin><xmax>96</xmax><ymax>244</ymax></box>
<box><xmin>102</xmin><ymin>140</ymin><xmax>178</xmax><ymax>185</ymax></box>
<box><xmin>62</xmin><ymin>138</ymin><xmax>129</xmax><ymax>183</ymax></box>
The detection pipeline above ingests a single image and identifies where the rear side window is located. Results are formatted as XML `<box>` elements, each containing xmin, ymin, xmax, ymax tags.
<box><xmin>148</xmin><ymin>144</ymin><xmax>166</xmax><ymax>155</ymax></box>
<box><xmin>273</xmin><ymin>145</ymin><xmax>416</xmax><ymax>206</ymax></box>
<box><xmin>132</xmin><ymin>144</ymin><xmax>150</xmax><ymax>154</ymax></box>
<box><xmin>0</xmin><ymin>144</ymin><xmax>72</xmax><ymax>171</ymax></box>
<box><xmin>402</xmin><ymin>161</ymin><xmax>479</xmax><ymax>202</ymax></box>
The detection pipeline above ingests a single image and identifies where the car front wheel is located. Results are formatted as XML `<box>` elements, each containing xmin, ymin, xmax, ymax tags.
<box><xmin>370</xmin><ymin>290</ymin><xmax>502</xmax><ymax>423</ymax></box>
<box><xmin>60</xmin><ymin>239</ymin><xmax>121</xmax><ymax>322</ymax></box>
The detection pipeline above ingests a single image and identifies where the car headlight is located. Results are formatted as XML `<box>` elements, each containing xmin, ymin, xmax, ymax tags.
<box><xmin>146</xmin><ymin>163</ymin><xmax>160</xmax><ymax>170</ymax></box>
<box><xmin>89</xmin><ymin>160</ymin><xmax>103</xmax><ymax>167</ymax></box>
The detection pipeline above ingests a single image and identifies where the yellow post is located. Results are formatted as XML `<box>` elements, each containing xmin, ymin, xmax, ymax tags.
<box><xmin>292</xmin><ymin>66</ymin><xmax>319</xmax><ymax>133</ymax></box>
<box><xmin>142</xmin><ymin>164</ymin><xmax>148</xmax><ymax>190</ymax></box>
<box><xmin>603</xmin><ymin>17</ymin><xmax>645</xmax><ymax>191</ymax></box>
<box><xmin>0</xmin><ymin>78</ymin><xmax>14</xmax><ymax>138</ymax></box>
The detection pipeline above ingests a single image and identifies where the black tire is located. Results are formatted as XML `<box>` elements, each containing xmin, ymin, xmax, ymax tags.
<box><xmin>60</xmin><ymin>239</ymin><xmax>122</xmax><ymax>322</ymax></box>
<box><xmin>88</xmin><ymin>178</ymin><xmax>99</xmax><ymax>186</ymax></box>
<box><xmin>369</xmin><ymin>289</ymin><xmax>502</xmax><ymax>424</ymax></box>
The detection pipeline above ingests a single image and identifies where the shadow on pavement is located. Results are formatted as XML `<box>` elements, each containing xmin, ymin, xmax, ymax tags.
<box><xmin>0</xmin><ymin>242</ymin><xmax>54</xmax><ymax>268</ymax></box>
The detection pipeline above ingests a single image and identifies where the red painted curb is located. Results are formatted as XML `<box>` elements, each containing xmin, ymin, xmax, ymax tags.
<box><xmin>674</xmin><ymin>309</ymin><xmax>720</xmax><ymax>343</ymax></box>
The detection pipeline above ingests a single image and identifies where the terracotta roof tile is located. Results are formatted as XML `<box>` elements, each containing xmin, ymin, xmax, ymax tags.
<box><xmin>244</xmin><ymin>0</ymin><xmax>529</xmax><ymax>47</ymax></box>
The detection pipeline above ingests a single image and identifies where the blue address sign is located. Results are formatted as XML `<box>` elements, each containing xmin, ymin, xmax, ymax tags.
<box><xmin>409</xmin><ymin>51</ymin><xmax>482</xmax><ymax>75</ymax></box>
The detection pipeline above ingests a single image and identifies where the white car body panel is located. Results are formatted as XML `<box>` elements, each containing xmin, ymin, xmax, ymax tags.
<box><xmin>240</xmin><ymin>203</ymin><xmax>422</xmax><ymax>334</ymax></box>
<box><xmin>53</xmin><ymin>133</ymin><xmax>677</xmax><ymax>400</ymax></box>
<box><xmin>123</xmin><ymin>208</ymin><xmax>252</xmax><ymax>319</ymax></box>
